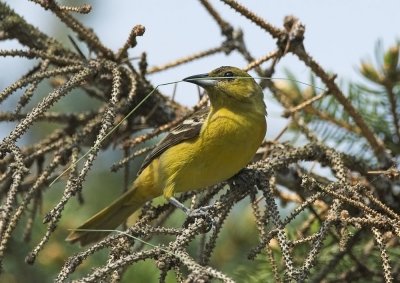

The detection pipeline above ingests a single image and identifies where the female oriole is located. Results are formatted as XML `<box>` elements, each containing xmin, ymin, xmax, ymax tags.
<box><xmin>67</xmin><ymin>66</ymin><xmax>267</xmax><ymax>245</ymax></box>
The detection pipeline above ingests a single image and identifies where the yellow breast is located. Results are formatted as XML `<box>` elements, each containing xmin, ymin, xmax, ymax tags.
<box><xmin>159</xmin><ymin>107</ymin><xmax>266</xmax><ymax>197</ymax></box>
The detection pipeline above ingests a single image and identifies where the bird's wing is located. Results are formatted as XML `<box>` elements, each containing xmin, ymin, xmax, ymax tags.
<box><xmin>138</xmin><ymin>107</ymin><xmax>209</xmax><ymax>174</ymax></box>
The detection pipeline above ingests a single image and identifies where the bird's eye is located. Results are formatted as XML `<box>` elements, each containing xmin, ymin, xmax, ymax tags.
<box><xmin>223</xmin><ymin>71</ymin><xmax>234</xmax><ymax>78</ymax></box>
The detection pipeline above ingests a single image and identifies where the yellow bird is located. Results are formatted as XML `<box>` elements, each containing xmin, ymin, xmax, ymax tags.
<box><xmin>66</xmin><ymin>66</ymin><xmax>267</xmax><ymax>245</ymax></box>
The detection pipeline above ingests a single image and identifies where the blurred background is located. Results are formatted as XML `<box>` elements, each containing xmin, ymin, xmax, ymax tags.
<box><xmin>2</xmin><ymin>0</ymin><xmax>400</xmax><ymax>138</ymax></box>
<box><xmin>0</xmin><ymin>1</ymin><xmax>399</xmax><ymax>282</ymax></box>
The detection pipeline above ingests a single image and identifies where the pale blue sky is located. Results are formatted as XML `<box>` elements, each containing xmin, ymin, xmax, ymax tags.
<box><xmin>1</xmin><ymin>0</ymin><xmax>399</xmax><ymax>139</ymax></box>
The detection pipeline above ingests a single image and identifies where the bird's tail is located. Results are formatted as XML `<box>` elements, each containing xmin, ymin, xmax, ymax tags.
<box><xmin>66</xmin><ymin>183</ymin><xmax>147</xmax><ymax>246</ymax></box>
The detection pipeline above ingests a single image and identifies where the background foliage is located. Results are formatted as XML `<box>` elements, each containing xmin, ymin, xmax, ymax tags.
<box><xmin>0</xmin><ymin>1</ymin><xmax>399</xmax><ymax>282</ymax></box>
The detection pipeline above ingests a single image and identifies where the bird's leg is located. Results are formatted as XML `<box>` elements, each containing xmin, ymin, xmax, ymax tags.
<box><xmin>168</xmin><ymin>197</ymin><xmax>191</xmax><ymax>215</ymax></box>
<box><xmin>168</xmin><ymin>197</ymin><xmax>217</xmax><ymax>232</ymax></box>
<box><xmin>169</xmin><ymin>197</ymin><xmax>213</xmax><ymax>217</ymax></box>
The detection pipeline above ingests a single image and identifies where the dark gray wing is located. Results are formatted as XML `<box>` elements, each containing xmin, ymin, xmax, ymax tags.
<box><xmin>137</xmin><ymin>107</ymin><xmax>209</xmax><ymax>174</ymax></box>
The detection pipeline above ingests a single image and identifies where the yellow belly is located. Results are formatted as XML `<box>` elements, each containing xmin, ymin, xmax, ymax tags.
<box><xmin>158</xmin><ymin>108</ymin><xmax>266</xmax><ymax>198</ymax></box>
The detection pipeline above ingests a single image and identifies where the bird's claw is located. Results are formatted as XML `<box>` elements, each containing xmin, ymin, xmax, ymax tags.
<box><xmin>186</xmin><ymin>205</ymin><xmax>216</xmax><ymax>232</ymax></box>
<box><xmin>187</xmin><ymin>205</ymin><xmax>212</xmax><ymax>218</ymax></box>
<box><xmin>168</xmin><ymin>197</ymin><xmax>216</xmax><ymax>231</ymax></box>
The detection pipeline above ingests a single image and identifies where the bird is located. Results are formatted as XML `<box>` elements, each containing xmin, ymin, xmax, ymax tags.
<box><xmin>66</xmin><ymin>66</ymin><xmax>267</xmax><ymax>245</ymax></box>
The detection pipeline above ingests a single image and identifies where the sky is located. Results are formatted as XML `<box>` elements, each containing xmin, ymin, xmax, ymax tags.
<box><xmin>1</xmin><ymin>0</ymin><xmax>400</xmax><ymax>139</ymax></box>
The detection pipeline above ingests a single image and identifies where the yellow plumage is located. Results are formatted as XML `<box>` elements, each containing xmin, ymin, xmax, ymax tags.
<box><xmin>66</xmin><ymin>66</ymin><xmax>267</xmax><ymax>245</ymax></box>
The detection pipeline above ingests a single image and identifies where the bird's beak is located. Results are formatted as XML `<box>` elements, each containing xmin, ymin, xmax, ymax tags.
<box><xmin>183</xmin><ymin>73</ymin><xmax>217</xmax><ymax>87</ymax></box>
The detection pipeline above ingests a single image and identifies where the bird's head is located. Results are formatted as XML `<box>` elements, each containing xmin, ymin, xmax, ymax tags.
<box><xmin>183</xmin><ymin>66</ymin><xmax>265</xmax><ymax>113</ymax></box>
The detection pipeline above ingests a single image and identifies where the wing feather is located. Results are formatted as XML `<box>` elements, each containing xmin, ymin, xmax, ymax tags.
<box><xmin>137</xmin><ymin>107</ymin><xmax>209</xmax><ymax>174</ymax></box>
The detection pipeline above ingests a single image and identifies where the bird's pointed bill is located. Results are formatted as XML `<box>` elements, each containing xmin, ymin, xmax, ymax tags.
<box><xmin>183</xmin><ymin>73</ymin><xmax>217</xmax><ymax>87</ymax></box>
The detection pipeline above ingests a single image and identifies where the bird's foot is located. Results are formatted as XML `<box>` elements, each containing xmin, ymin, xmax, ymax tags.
<box><xmin>169</xmin><ymin>197</ymin><xmax>216</xmax><ymax>231</ymax></box>
<box><xmin>187</xmin><ymin>205</ymin><xmax>213</xmax><ymax>218</ymax></box>
<box><xmin>187</xmin><ymin>205</ymin><xmax>216</xmax><ymax>231</ymax></box>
